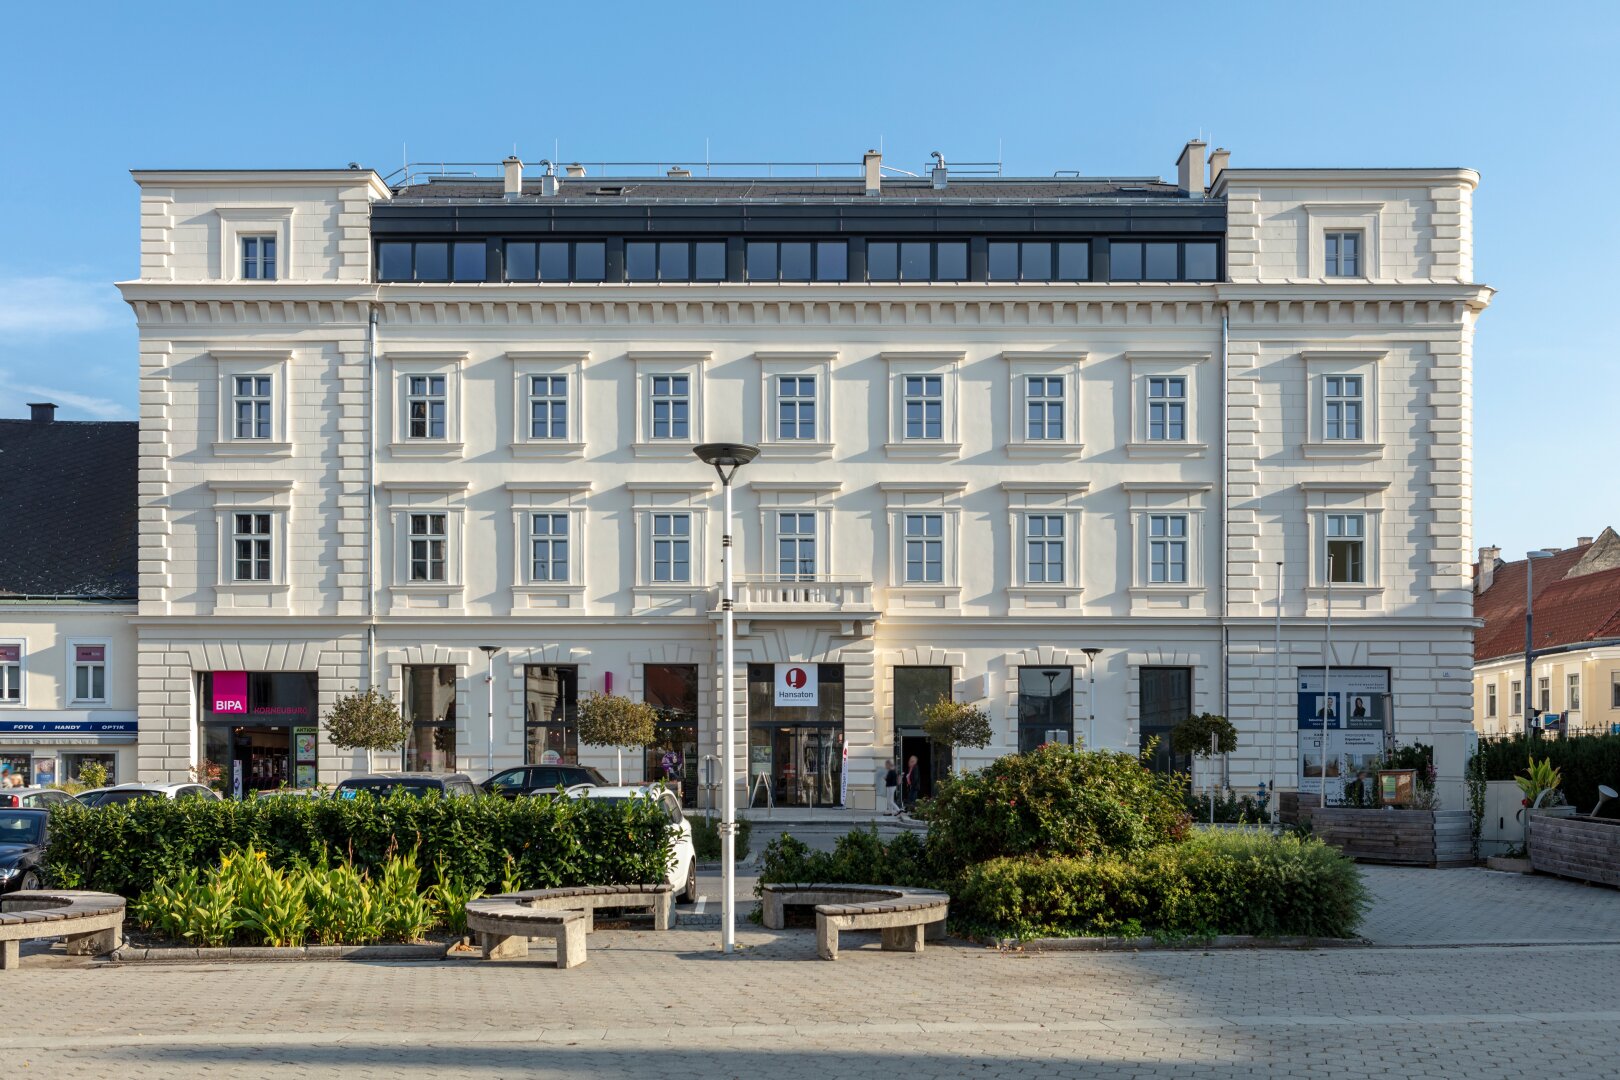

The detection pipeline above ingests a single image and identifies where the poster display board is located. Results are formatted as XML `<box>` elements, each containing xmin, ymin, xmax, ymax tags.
<box><xmin>294</xmin><ymin>727</ymin><xmax>318</xmax><ymax>788</ymax></box>
<box><xmin>1297</xmin><ymin>667</ymin><xmax>1388</xmax><ymax>803</ymax></box>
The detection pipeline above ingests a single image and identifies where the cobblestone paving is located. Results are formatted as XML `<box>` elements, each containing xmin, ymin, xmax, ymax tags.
<box><xmin>1358</xmin><ymin>865</ymin><xmax>1620</xmax><ymax>945</ymax></box>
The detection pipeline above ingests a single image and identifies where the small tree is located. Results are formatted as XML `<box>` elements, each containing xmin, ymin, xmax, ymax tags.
<box><xmin>920</xmin><ymin>697</ymin><xmax>993</xmax><ymax>774</ymax></box>
<box><xmin>1172</xmin><ymin>713</ymin><xmax>1239</xmax><ymax>822</ymax></box>
<box><xmin>576</xmin><ymin>693</ymin><xmax>659</xmax><ymax>784</ymax></box>
<box><xmin>76</xmin><ymin>760</ymin><xmax>110</xmax><ymax>790</ymax></box>
<box><xmin>323</xmin><ymin>687</ymin><xmax>411</xmax><ymax>772</ymax></box>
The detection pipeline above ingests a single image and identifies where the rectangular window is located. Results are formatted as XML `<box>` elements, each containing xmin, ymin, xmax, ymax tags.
<box><xmin>627</xmin><ymin>240</ymin><xmax>710</xmax><ymax>282</ymax></box>
<box><xmin>500</xmin><ymin>240</ymin><xmax>608</xmax><ymax>282</ymax></box>
<box><xmin>63</xmin><ymin>752</ymin><xmax>117</xmax><ymax>786</ymax></box>
<box><xmin>413</xmin><ymin>242</ymin><xmax>448</xmax><ymax>281</ymax></box>
<box><xmin>378</xmin><ymin>242</ymin><xmax>412</xmax><ymax>282</ymax></box>
<box><xmin>1109</xmin><ymin>241</ymin><xmax>1144</xmax><ymax>281</ymax></box>
<box><xmin>1612</xmin><ymin>673</ymin><xmax>1620</xmax><ymax>709</ymax></box>
<box><xmin>1143</xmin><ymin>242</ymin><xmax>1178</xmax><ymax>281</ymax></box>
<box><xmin>903</xmin><ymin>513</ymin><xmax>944</xmax><ymax>584</ymax></box>
<box><xmin>935</xmin><ymin>241</ymin><xmax>967</xmax><ymax>281</ymax></box>
<box><xmin>530</xmin><ymin>513</ymin><xmax>569</xmax><ymax>582</ymax></box>
<box><xmin>1018</xmin><ymin>666</ymin><xmax>1074</xmax><ymax>752</ymax></box>
<box><xmin>650</xmin><ymin>513</ymin><xmax>691</xmax><ymax>583</ymax></box>
<box><xmin>528</xmin><ymin>375</ymin><xmax>568</xmax><ymax>440</ymax></box>
<box><xmin>1056</xmin><ymin>241</ymin><xmax>1090</xmax><ymax>280</ymax></box>
<box><xmin>1025</xmin><ymin>514</ymin><xmax>1065</xmax><ymax>584</ymax></box>
<box><xmin>408</xmin><ymin>513</ymin><xmax>447</xmax><ymax>582</ymax></box>
<box><xmin>0</xmin><ymin>645</ymin><xmax>21</xmax><ymax>702</ymax></box>
<box><xmin>988</xmin><ymin>241</ymin><xmax>1055</xmax><ymax>282</ymax></box>
<box><xmin>1568</xmin><ymin>673</ymin><xmax>1581</xmax><ymax>711</ymax></box>
<box><xmin>405</xmin><ymin>375</ymin><xmax>446</xmax><ymax>440</ymax></box>
<box><xmin>525</xmin><ymin>665</ymin><xmax>579</xmax><ymax>766</ymax></box>
<box><xmin>903</xmin><ymin>375</ymin><xmax>943</xmax><ymax>440</ymax></box>
<box><xmin>404</xmin><ymin>665</ymin><xmax>457</xmax><ymax>773</ymax></box>
<box><xmin>1325</xmin><ymin>231</ymin><xmax>1362</xmax><ymax>277</ymax></box>
<box><xmin>1511</xmin><ymin>680</ymin><xmax>1522</xmax><ymax>716</ymax></box>
<box><xmin>1146</xmin><ymin>376</ymin><xmax>1186</xmax><ymax>441</ymax></box>
<box><xmin>1025</xmin><ymin>376</ymin><xmax>1064</xmax><ymax>440</ymax></box>
<box><xmin>1485</xmin><ymin>683</ymin><xmax>1497</xmax><ymax>719</ymax></box>
<box><xmin>778</xmin><ymin>512</ymin><xmax>816</xmax><ymax>580</ymax></box>
<box><xmin>816</xmin><ymin>241</ymin><xmax>848</xmax><ymax>282</ymax></box>
<box><xmin>1324</xmin><ymin>375</ymin><xmax>1364</xmax><ymax>440</ymax></box>
<box><xmin>233</xmin><ymin>376</ymin><xmax>273</xmax><ymax>440</ymax></box>
<box><xmin>451</xmin><ymin>241</ymin><xmax>485</xmax><ymax>282</ymax></box>
<box><xmin>650</xmin><ymin>375</ymin><xmax>690</xmax><ymax>439</ymax></box>
<box><xmin>867</xmin><ymin>241</ymin><xmax>961</xmax><ymax>282</ymax></box>
<box><xmin>1148</xmin><ymin>515</ymin><xmax>1188</xmax><ymax>584</ymax></box>
<box><xmin>1537</xmin><ymin>677</ymin><xmax>1550</xmax><ymax>713</ymax></box>
<box><xmin>1326</xmin><ymin>514</ymin><xmax>1366</xmax><ymax>584</ymax></box>
<box><xmin>232</xmin><ymin>513</ymin><xmax>273</xmax><ymax>582</ymax></box>
<box><xmin>1111</xmin><ymin>240</ymin><xmax>1219</xmax><ymax>281</ymax></box>
<box><xmin>72</xmin><ymin>645</ymin><xmax>107</xmax><ymax>704</ymax></box>
<box><xmin>747</xmin><ymin>241</ymin><xmax>848</xmax><ymax>282</ymax></box>
<box><xmin>776</xmin><ymin>375</ymin><xmax>816</xmax><ymax>440</ymax></box>
<box><xmin>242</xmin><ymin>235</ymin><xmax>277</xmax><ymax>280</ymax></box>
<box><xmin>1184</xmin><ymin>242</ymin><xmax>1218</xmax><ymax>280</ymax></box>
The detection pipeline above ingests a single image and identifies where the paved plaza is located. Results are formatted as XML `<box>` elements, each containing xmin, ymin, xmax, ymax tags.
<box><xmin>5</xmin><ymin>866</ymin><xmax>1620</xmax><ymax>1078</ymax></box>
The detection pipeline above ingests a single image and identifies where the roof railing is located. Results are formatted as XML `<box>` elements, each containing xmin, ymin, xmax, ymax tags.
<box><xmin>380</xmin><ymin>159</ymin><xmax>1008</xmax><ymax>188</ymax></box>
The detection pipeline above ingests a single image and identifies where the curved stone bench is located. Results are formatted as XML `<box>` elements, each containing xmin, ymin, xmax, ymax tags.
<box><xmin>760</xmin><ymin>883</ymin><xmax>949</xmax><ymax>961</ymax></box>
<box><xmin>465</xmin><ymin>884</ymin><xmax>674</xmax><ymax>969</ymax></box>
<box><xmin>1</xmin><ymin>890</ymin><xmax>126</xmax><ymax>971</ymax></box>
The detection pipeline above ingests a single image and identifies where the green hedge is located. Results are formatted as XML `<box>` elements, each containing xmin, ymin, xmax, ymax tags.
<box><xmin>1476</xmin><ymin>733</ymin><xmax>1620</xmax><ymax>815</ymax></box>
<box><xmin>688</xmin><ymin>815</ymin><xmax>753</xmax><ymax>861</ymax></box>
<box><xmin>956</xmin><ymin>830</ymin><xmax>1367</xmax><ymax>940</ymax></box>
<box><xmin>44</xmin><ymin>792</ymin><xmax>674</xmax><ymax>899</ymax></box>
<box><xmin>758</xmin><ymin>829</ymin><xmax>934</xmax><ymax>889</ymax></box>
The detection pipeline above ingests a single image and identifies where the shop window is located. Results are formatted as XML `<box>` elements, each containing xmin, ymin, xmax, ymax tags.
<box><xmin>1018</xmin><ymin>666</ymin><xmax>1073</xmax><ymax>752</ymax></box>
<box><xmin>404</xmin><ymin>665</ymin><xmax>457</xmax><ymax>772</ymax></box>
<box><xmin>525</xmin><ymin>665</ymin><xmax>579</xmax><ymax>765</ymax></box>
<box><xmin>893</xmin><ymin>666</ymin><xmax>953</xmax><ymax>798</ymax></box>
<box><xmin>745</xmin><ymin>664</ymin><xmax>846</xmax><ymax>809</ymax></box>
<box><xmin>63</xmin><ymin>753</ymin><xmax>117</xmax><ymax>786</ymax></box>
<box><xmin>1139</xmin><ymin>667</ymin><xmax>1193</xmax><ymax>774</ymax></box>
<box><xmin>1</xmin><ymin>753</ymin><xmax>32</xmax><ymax>787</ymax></box>
<box><xmin>644</xmin><ymin>664</ymin><xmax>699</xmax><ymax>807</ymax></box>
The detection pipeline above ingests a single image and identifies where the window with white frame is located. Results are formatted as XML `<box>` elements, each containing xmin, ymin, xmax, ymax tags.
<box><xmin>72</xmin><ymin>645</ymin><xmax>106</xmax><ymax>704</ymax></box>
<box><xmin>1325</xmin><ymin>514</ymin><xmax>1366</xmax><ymax>584</ymax></box>
<box><xmin>1147</xmin><ymin>514</ymin><xmax>1188</xmax><ymax>583</ymax></box>
<box><xmin>232</xmin><ymin>513</ymin><xmax>273</xmax><ymax>581</ymax></box>
<box><xmin>529</xmin><ymin>513</ymin><xmax>569</xmax><ymax>582</ymax></box>
<box><xmin>1568</xmin><ymin>673</ymin><xmax>1581</xmax><ymax>711</ymax></box>
<box><xmin>1485</xmin><ymin>683</ymin><xmax>1497</xmax><ymax>719</ymax></box>
<box><xmin>1537</xmin><ymin>677</ymin><xmax>1550</xmax><ymax>713</ymax></box>
<box><xmin>409</xmin><ymin>513</ymin><xmax>448</xmax><ymax>582</ymax></box>
<box><xmin>1612</xmin><ymin>673</ymin><xmax>1620</xmax><ymax>709</ymax></box>
<box><xmin>777</xmin><ymin>512</ymin><xmax>816</xmax><ymax>579</ymax></box>
<box><xmin>904</xmin><ymin>376</ymin><xmax>943</xmax><ymax>440</ymax></box>
<box><xmin>776</xmin><ymin>376</ymin><xmax>816</xmax><ymax>440</ymax></box>
<box><xmin>1025</xmin><ymin>514</ymin><xmax>1065</xmax><ymax>583</ymax></box>
<box><xmin>904</xmin><ymin>513</ymin><xmax>944</xmax><ymax>583</ymax></box>
<box><xmin>233</xmin><ymin>376</ymin><xmax>273</xmax><ymax>440</ymax></box>
<box><xmin>1025</xmin><ymin>377</ymin><xmax>1063</xmax><ymax>440</ymax></box>
<box><xmin>650</xmin><ymin>376</ymin><xmax>690</xmax><ymax>440</ymax></box>
<box><xmin>1147</xmin><ymin>377</ymin><xmax>1186</xmax><ymax>441</ymax></box>
<box><xmin>529</xmin><ymin>375</ymin><xmax>568</xmax><ymax>440</ymax></box>
<box><xmin>1324</xmin><ymin>376</ymin><xmax>1364</xmax><ymax>440</ymax></box>
<box><xmin>242</xmin><ymin>235</ymin><xmax>277</xmax><ymax>280</ymax></box>
<box><xmin>1324</xmin><ymin>231</ymin><xmax>1362</xmax><ymax>277</ymax></box>
<box><xmin>405</xmin><ymin>375</ymin><xmax>447</xmax><ymax>440</ymax></box>
<box><xmin>650</xmin><ymin>513</ymin><xmax>691</xmax><ymax>582</ymax></box>
<box><xmin>1511</xmin><ymin>680</ymin><xmax>1523</xmax><ymax>716</ymax></box>
<box><xmin>0</xmin><ymin>644</ymin><xmax>20</xmax><ymax>703</ymax></box>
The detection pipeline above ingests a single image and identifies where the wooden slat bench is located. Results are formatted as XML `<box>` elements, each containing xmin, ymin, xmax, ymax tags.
<box><xmin>760</xmin><ymin>883</ymin><xmax>950</xmax><ymax>961</ymax></box>
<box><xmin>464</xmin><ymin>884</ymin><xmax>675</xmax><ymax>969</ymax></box>
<box><xmin>1</xmin><ymin>890</ymin><xmax>126</xmax><ymax>971</ymax></box>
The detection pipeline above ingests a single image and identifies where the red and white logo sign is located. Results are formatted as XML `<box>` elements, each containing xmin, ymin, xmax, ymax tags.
<box><xmin>774</xmin><ymin>663</ymin><xmax>819</xmax><ymax>706</ymax></box>
<box><xmin>213</xmin><ymin>671</ymin><xmax>248</xmax><ymax>714</ymax></box>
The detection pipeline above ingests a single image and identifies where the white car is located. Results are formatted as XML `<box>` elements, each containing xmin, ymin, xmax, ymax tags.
<box><xmin>569</xmin><ymin>785</ymin><xmax>698</xmax><ymax>903</ymax></box>
<box><xmin>79</xmin><ymin>783</ymin><xmax>221</xmax><ymax>808</ymax></box>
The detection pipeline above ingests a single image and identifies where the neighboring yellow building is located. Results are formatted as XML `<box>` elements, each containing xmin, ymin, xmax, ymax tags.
<box><xmin>1473</xmin><ymin>529</ymin><xmax>1620</xmax><ymax>736</ymax></box>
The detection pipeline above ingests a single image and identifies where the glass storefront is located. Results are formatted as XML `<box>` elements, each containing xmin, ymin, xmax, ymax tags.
<box><xmin>747</xmin><ymin>663</ymin><xmax>845</xmax><ymax>808</ymax></box>
<box><xmin>893</xmin><ymin>665</ymin><xmax>952</xmax><ymax>800</ymax></box>
<box><xmin>62</xmin><ymin>752</ymin><xmax>118</xmax><ymax>786</ymax></box>
<box><xmin>643</xmin><ymin>663</ymin><xmax>699</xmax><ymax>807</ymax></box>
<box><xmin>403</xmin><ymin>665</ymin><xmax>457</xmax><ymax>772</ymax></box>
<box><xmin>524</xmin><ymin>665</ymin><xmax>578</xmax><ymax>765</ymax></box>
<box><xmin>199</xmin><ymin>671</ymin><xmax>319</xmax><ymax>797</ymax></box>
<box><xmin>1017</xmin><ymin>666</ymin><xmax>1074</xmax><ymax>752</ymax></box>
<box><xmin>1139</xmin><ymin>667</ymin><xmax>1193</xmax><ymax>774</ymax></box>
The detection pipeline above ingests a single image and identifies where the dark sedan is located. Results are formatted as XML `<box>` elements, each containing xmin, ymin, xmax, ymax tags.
<box><xmin>0</xmin><ymin>808</ymin><xmax>48</xmax><ymax>894</ymax></box>
<box><xmin>482</xmin><ymin>764</ymin><xmax>608</xmax><ymax>799</ymax></box>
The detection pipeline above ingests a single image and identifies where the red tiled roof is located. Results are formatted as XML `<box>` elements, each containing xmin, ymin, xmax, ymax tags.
<box><xmin>1475</xmin><ymin>544</ymin><xmax>1620</xmax><ymax>661</ymax></box>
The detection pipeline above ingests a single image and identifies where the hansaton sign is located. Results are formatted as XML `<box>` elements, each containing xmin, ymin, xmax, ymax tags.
<box><xmin>774</xmin><ymin>664</ymin><xmax>818</xmax><ymax>707</ymax></box>
<box><xmin>212</xmin><ymin>671</ymin><xmax>249</xmax><ymax>714</ymax></box>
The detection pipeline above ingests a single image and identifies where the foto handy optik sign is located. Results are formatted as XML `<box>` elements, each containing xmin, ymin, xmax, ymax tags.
<box><xmin>774</xmin><ymin>664</ymin><xmax>819</xmax><ymax>707</ymax></box>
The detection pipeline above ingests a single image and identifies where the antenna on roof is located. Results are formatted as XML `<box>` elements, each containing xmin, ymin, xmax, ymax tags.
<box><xmin>706</xmin><ymin>137</ymin><xmax>711</xmax><ymax>177</ymax></box>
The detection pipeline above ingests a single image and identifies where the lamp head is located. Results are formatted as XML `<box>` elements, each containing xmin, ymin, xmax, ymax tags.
<box><xmin>479</xmin><ymin>644</ymin><xmax>501</xmax><ymax>657</ymax></box>
<box><xmin>1081</xmin><ymin>648</ymin><xmax>1103</xmax><ymax>660</ymax></box>
<box><xmin>1526</xmin><ymin>549</ymin><xmax>1557</xmax><ymax>560</ymax></box>
<box><xmin>693</xmin><ymin>442</ymin><xmax>760</xmax><ymax>469</ymax></box>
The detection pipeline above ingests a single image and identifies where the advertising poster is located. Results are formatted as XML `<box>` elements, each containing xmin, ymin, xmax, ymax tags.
<box><xmin>32</xmin><ymin>758</ymin><xmax>57</xmax><ymax>787</ymax></box>
<box><xmin>296</xmin><ymin>765</ymin><xmax>317</xmax><ymax>788</ymax></box>
<box><xmin>1297</xmin><ymin>667</ymin><xmax>1388</xmax><ymax>803</ymax></box>
<box><xmin>294</xmin><ymin>729</ymin><xmax>318</xmax><ymax>763</ymax></box>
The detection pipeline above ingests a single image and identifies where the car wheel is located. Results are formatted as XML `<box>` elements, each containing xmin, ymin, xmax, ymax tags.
<box><xmin>18</xmin><ymin>871</ymin><xmax>41</xmax><ymax>892</ymax></box>
<box><xmin>682</xmin><ymin>860</ymin><xmax>698</xmax><ymax>904</ymax></box>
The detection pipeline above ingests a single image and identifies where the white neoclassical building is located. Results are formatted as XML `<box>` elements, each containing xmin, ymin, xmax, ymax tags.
<box><xmin>117</xmin><ymin>141</ymin><xmax>1490</xmax><ymax>810</ymax></box>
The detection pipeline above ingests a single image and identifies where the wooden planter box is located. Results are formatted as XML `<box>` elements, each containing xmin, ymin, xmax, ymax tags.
<box><xmin>1527</xmin><ymin>813</ymin><xmax>1620</xmax><ymax>888</ymax></box>
<box><xmin>1294</xmin><ymin>806</ymin><xmax>1473</xmax><ymax>867</ymax></box>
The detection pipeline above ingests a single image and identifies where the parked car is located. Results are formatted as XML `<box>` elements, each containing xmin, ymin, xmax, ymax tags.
<box><xmin>0</xmin><ymin>808</ymin><xmax>50</xmax><ymax>893</ymax></box>
<box><xmin>568</xmin><ymin>785</ymin><xmax>698</xmax><ymax>903</ymax></box>
<box><xmin>333</xmin><ymin>772</ymin><xmax>481</xmax><ymax>799</ymax></box>
<box><xmin>78</xmin><ymin>783</ymin><xmax>220</xmax><ymax>807</ymax></box>
<box><xmin>0</xmin><ymin>786</ymin><xmax>83</xmax><ymax>810</ymax></box>
<box><xmin>484</xmin><ymin>764</ymin><xmax>608</xmax><ymax>799</ymax></box>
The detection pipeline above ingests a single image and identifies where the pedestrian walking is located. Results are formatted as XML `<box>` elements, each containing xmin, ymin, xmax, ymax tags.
<box><xmin>883</xmin><ymin>759</ymin><xmax>900</xmax><ymax>816</ymax></box>
<box><xmin>904</xmin><ymin>754</ymin><xmax>920</xmax><ymax>809</ymax></box>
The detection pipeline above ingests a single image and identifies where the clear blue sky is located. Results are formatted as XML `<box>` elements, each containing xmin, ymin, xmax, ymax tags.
<box><xmin>1</xmin><ymin>0</ymin><xmax>1614</xmax><ymax>560</ymax></box>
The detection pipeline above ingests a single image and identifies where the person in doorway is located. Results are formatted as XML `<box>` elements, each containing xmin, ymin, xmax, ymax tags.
<box><xmin>883</xmin><ymin>759</ymin><xmax>901</xmax><ymax>816</ymax></box>
<box><xmin>903</xmin><ymin>755</ymin><xmax>921</xmax><ymax>810</ymax></box>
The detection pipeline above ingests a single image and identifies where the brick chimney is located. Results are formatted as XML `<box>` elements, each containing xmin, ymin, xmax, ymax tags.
<box><xmin>1476</xmin><ymin>545</ymin><xmax>1501</xmax><ymax>594</ymax></box>
<box><xmin>27</xmin><ymin>402</ymin><xmax>56</xmax><ymax>423</ymax></box>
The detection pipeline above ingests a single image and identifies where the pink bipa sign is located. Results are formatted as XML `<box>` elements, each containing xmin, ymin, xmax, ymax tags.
<box><xmin>212</xmin><ymin>671</ymin><xmax>248</xmax><ymax>714</ymax></box>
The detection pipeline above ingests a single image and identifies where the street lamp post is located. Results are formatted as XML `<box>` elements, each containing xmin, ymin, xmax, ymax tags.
<box><xmin>479</xmin><ymin>645</ymin><xmax>501</xmax><ymax>779</ymax></box>
<box><xmin>1081</xmin><ymin>648</ymin><xmax>1102</xmax><ymax>750</ymax></box>
<box><xmin>694</xmin><ymin>441</ymin><xmax>760</xmax><ymax>955</ymax></box>
<box><xmin>1041</xmin><ymin>669</ymin><xmax>1062</xmax><ymax>744</ymax></box>
<box><xmin>1524</xmin><ymin>550</ymin><xmax>1557</xmax><ymax>738</ymax></box>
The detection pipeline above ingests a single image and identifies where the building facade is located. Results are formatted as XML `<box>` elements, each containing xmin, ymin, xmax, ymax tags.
<box><xmin>1472</xmin><ymin>530</ymin><xmax>1620</xmax><ymax>737</ymax></box>
<box><xmin>118</xmin><ymin>142</ymin><xmax>1490</xmax><ymax>809</ymax></box>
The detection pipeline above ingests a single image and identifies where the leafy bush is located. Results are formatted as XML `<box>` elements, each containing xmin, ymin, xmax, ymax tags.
<box><xmin>1477</xmin><ymin>733</ymin><xmax>1620</xmax><ymax>815</ymax></box>
<box><xmin>1184</xmin><ymin>787</ymin><xmax>1269</xmax><ymax>824</ymax></box>
<box><xmin>1171</xmin><ymin>713</ymin><xmax>1238</xmax><ymax>759</ymax></box>
<box><xmin>956</xmin><ymin>830</ymin><xmax>1366</xmax><ymax>941</ymax></box>
<box><xmin>920</xmin><ymin>698</ymin><xmax>993</xmax><ymax>752</ymax></box>
<box><xmin>688</xmin><ymin>815</ymin><xmax>753</xmax><ymax>862</ymax></box>
<box><xmin>44</xmin><ymin>790</ymin><xmax>675</xmax><ymax>899</ymax></box>
<box><xmin>323</xmin><ymin>688</ymin><xmax>411</xmax><ymax>755</ymax></box>
<box><xmin>922</xmin><ymin>743</ymin><xmax>1188</xmax><ymax>873</ymax></box>
<box><xmin>576</xmin><ymin>693</ymin><xmax>658</xmax><ymax>751</ymax></box>
<box><xmin>756</xmin><ymin>829</ymin><xmax>934</xmax><ymax>890</ymax></box>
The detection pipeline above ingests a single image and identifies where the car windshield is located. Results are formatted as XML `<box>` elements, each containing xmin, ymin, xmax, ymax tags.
<box><xmin>0</xmin><ymin>811</ymin><xmax>45</xmax><ymax>844</ymax></box>
<box><xmin>88</xmin><ymin>790</ymin><xmax>163</xmax><ymax>807</ymax></box>
<box><xmin>580</xmin><ymin>767</ymin><xmax>609</xmax><ymax>785</ymax></box>
<box><xmin>337</xmin><ymin>781</ymin><xmax>440</xmax><ymax>799</ymax></box>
